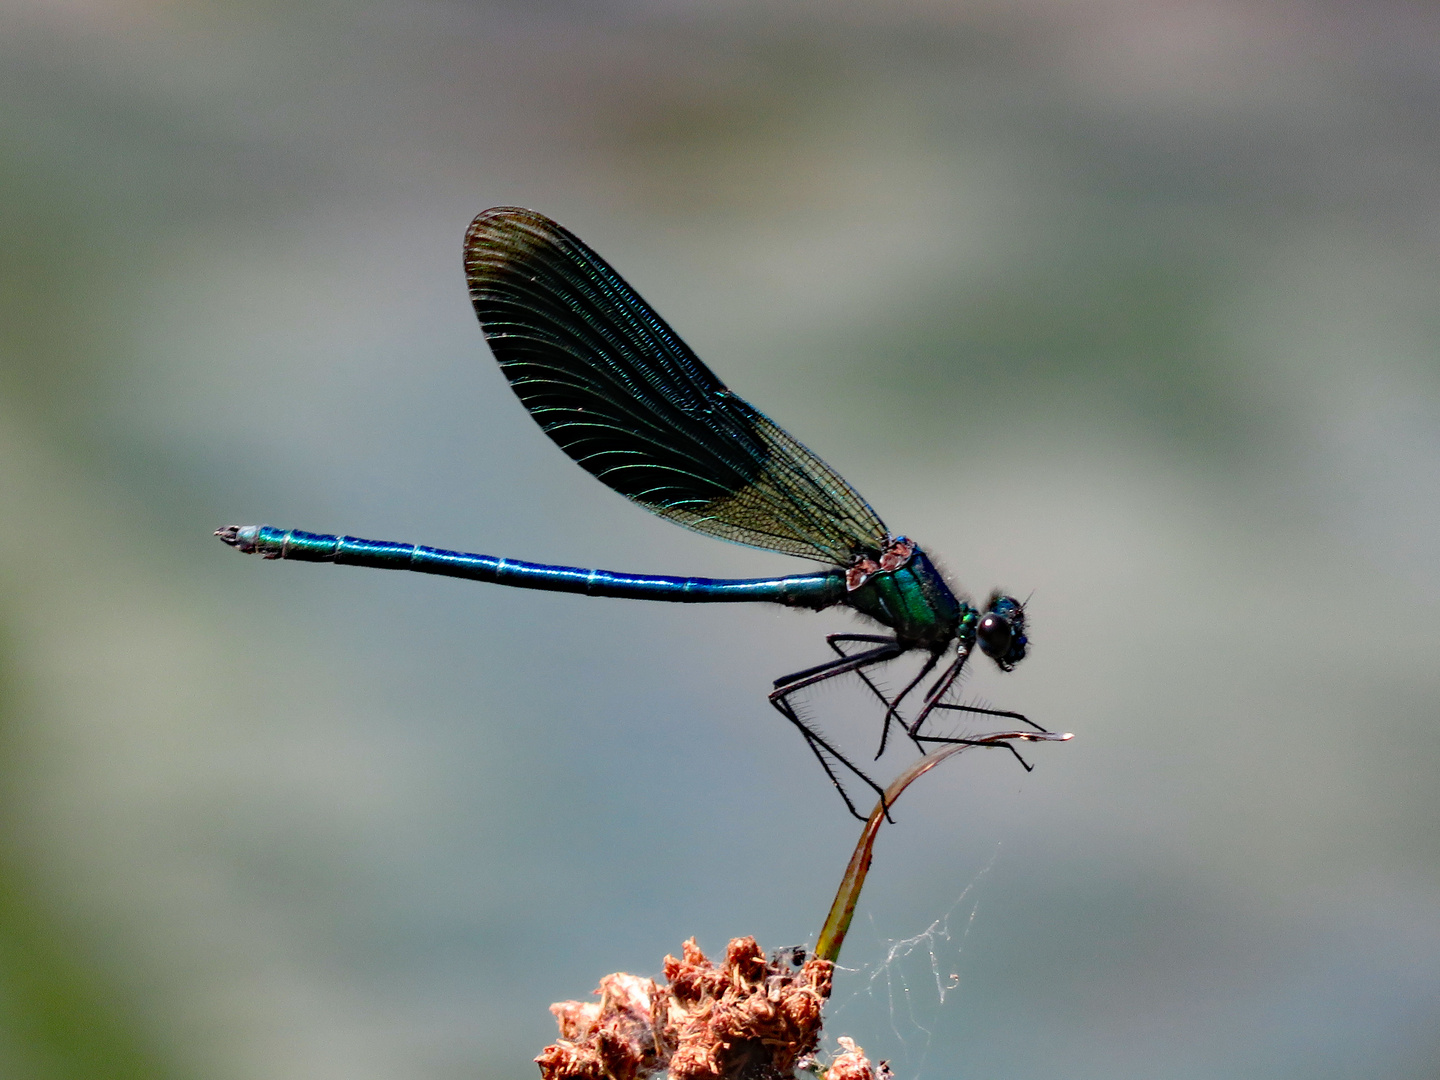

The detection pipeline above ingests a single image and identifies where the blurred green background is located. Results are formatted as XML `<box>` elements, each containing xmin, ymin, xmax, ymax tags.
<box><xmin>1</xmin><ymin>2</ymin><xmax>1437</xmax><ymax>1078</ymax></box>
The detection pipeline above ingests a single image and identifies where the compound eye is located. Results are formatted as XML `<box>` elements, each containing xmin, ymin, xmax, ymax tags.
<box><xmin>976</xmin><ymin>611</ymin><xmax>1013</xmax><ymax>659</ymax></box>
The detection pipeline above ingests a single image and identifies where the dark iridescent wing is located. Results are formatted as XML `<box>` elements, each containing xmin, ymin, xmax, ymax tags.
<box><xmin>463</xmin><ymin>207</ymin><xmax>889</xmax><ymax>566</ymax></box>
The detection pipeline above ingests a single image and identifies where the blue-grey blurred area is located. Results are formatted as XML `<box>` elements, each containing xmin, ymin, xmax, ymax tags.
<box><xmin>0</xmin><ymin>1</ymin><xmax>1436</xmax><ymax>1077</ymax></box>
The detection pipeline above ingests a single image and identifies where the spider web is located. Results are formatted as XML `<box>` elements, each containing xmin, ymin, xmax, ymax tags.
<box><xmin>821</xmin><ymin>846</ymin><xmax>1003</xmax><ymax>1079</ymax></box>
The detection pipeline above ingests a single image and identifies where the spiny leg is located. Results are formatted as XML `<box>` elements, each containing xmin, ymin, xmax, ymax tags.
<box><xmin>882</xmin><ymin>646</ymin><xmax>995</xmax><ymax>769</ymax></box>
<box><xmin>871</xmin><ymin>649</ymin><xmax>946</xmax><ymax>761</ymax></box>
<box><xmin>825</xmin><ymin>634</ymin><xmax>946</xmax><ymax>763</ymax></box>
<box><xmin>779</xmin><ymin>640</ymin><xmax>900</xmax><ymax>687</ymax></box>
<box><xmin>902</xmin><ymin>649</ymin><xmax>972</xmax><ymax>743</ymax></box>
<box><xmin>771</xmin><ymin>643</ymin><xmax>902</xmax><ymax>821</ymax></box>
<box><xmin>772</xmin><ymin>696</ymin><xmax>874</xmax><ymax>820</ymax></box>
<box><xmin>905</xmin><ymin>657</ymin><xmax>1052</xmax><ymax>771</ymax></box>
<box><xmin>825</xmin><ymin>634</ymin><xmax>897</xmax><ymax>653</ymax></box>
<box><xmin>930</xmin><ymin>701</ymin><xmax>1050</xmax><ymax>735</ymax></box>
<box><xmin>826</xmin><ymin>633</ymin><xmax>901</xmax><ymax>722</ymax></box>
<box><xmin>911</xmin><ymin>730</ymin><xmax>1036</xmax><ymax>772</ymax></box>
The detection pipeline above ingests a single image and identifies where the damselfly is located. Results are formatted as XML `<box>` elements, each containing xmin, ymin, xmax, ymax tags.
<box><xmin>219</xmin><ymin>208</ymin><xmax>1062</xmax><ymax>818</ymax></box>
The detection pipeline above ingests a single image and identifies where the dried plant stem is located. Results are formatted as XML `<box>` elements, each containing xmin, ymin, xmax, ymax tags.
<box><xmin>814</xmin><ymin>730</ymin><xmax>1071</xmax><ymax>964</ymax></box>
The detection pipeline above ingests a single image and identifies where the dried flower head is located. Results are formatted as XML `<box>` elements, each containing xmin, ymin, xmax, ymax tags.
<box><xmin>536</xmin><ymin>937</ymin><xmax>836</xmax><ymax>1080</ymax></box>
<box><xmin>824</xmin><ymin>1037</ymin><xmax>889</xmax><ymax>1080</ymax></box>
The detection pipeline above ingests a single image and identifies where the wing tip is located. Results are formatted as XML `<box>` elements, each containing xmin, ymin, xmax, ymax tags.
<box><xmin>467</xmin><ymin>205</ymin><xmax>554</xmax><ymax>242</ymax></box>
<box><xmin>464</xmin><ymin>206</ymin><xmax>575</xmax><ymax>277</ymax></box>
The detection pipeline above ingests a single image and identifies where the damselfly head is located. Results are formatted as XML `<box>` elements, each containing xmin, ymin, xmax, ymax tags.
<box><xmin>977</xmin><ymin>593</ymin><xmax>1028</xmax><ymax>671</ymax></box>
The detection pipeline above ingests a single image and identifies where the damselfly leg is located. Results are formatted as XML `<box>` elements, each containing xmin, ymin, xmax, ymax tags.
<box><xmin>770</xmin><ymin>641</ymin><xmax>903</xmax><ymax>820</ymax></box>
<box><xmin>870</xmin><ymin>649</ymin><xmax>945</xmax><ymax>761</ymax></box>
<box><xmin>904</xmin><ymin>651</ymin><xmax>1053</xmax><ymax>770</ymax></box>
<box><xmin>822</xmin><ymin>634</ymin><xmax>935</xmax><ymax>761</ymax></box>
<box><xmin>823</xmin><ymin>634</ymin><xmax>897</xmax><ymax>711</ymax></box>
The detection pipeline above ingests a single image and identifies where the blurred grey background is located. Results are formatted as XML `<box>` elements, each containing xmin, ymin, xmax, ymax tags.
<box><xmin>0</xmin><ymin>2</ymin><xmax>1437</xmax><ymax>1078</ymax></box>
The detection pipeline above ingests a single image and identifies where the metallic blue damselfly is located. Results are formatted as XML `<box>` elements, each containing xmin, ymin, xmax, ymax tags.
<box><xmin>219</xmin><ymin>208</ymin><xmax>1062</xmax><ymax>818</ymax></box>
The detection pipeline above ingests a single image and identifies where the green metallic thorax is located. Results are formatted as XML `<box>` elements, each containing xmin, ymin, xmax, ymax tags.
<box><xmin>841</xmin><ymin>545</ymin><xmax>972</xmax><ymax>650</ymax></box>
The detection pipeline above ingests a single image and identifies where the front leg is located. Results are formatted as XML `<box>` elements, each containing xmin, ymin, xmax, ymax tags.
<box><xmin>905</xmin><ymin>656</ymin><xmax>1054</xmax><ymax>771</ymax></box>
<box><xmin>926</xmin><ymin>701</ymin><xmax>1050</xmax><ymax>735</ymax></box>
<box><xmin>912</xmin><ymin>730</ymin><xmax>1036</xmax><ymax>772</ymax></box>
<box><xmin>911</xmin><ymin>725</ymin><xmax>1070</xmax><ymax>771</ymax></box>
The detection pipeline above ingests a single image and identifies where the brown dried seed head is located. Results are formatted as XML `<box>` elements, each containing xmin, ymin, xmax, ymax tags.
<box><xmin>723</xmin><ymin>936</ymin><xmax>768</xmax><ymax>986</ymax></box>
<box><xmin>594</xmin><ymin>1028</ymin><xmax>646</xmax><ymax>1080</ymax></box>
<box><xmin>707</xmin><ymin>1000</ymin><xmax>750</xmax><ymax>1041</ymax></box>
<box><xmin>550</xmin><ymin>1000</ymin><xmax>601</xmax><ymax>1041</ymax></box>
<box><xmin>744</xmin><ymin>994</ymin><xmax>777</xmax><ymax>1023</ymax></box>
<box><xmin>597</xmin><ymin>973</ymin><xmax>659</xmax><ymax>1020</ymax></box>
<box><xmin>666</xmin><ymin>939</ymin><xmax>730</xmax><ymax>1003</ymax></box>
<box><xmin>682</xmin><ymin>938</ymin><xmax>708</xmax><ymax>966</ymax></box>
<box><xmin>667</xmin><ymin>1041</ymin><xmax>722</xmax><ymax>1080</ymax></box>
<box><xmin>541</xmin><ymin>937</ymin><xmax>838</xmax><ymax>1080</ymax></box>
<box><xmin>534</xmin><ymin>1040</ymin><xmax>605</xmax><ymax>1080</ymax></box>
<box><xmin>802</xmin><ymin>957</ymin><xmax>835</xmax><ymax>1000</ymax></box>
<box><xmin>779</xmin><ymin>988</ymin><xmax>822</xmax><ymax>1036</ymax></box>
<box><xmin>826</xmin><ymin>1036</ymin><xmax>877</xmax><ymax>1080</ymax></box>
